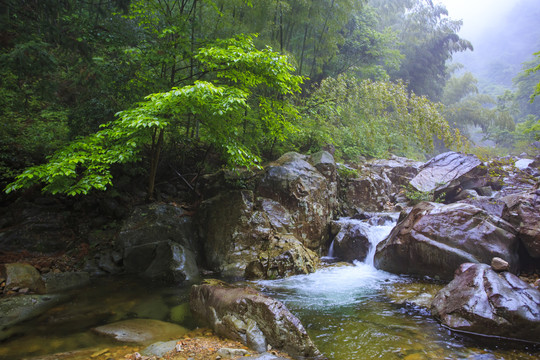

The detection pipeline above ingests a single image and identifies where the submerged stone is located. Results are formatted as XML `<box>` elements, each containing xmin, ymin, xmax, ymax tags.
<box><xmin>92</xmin><ymin>319</ymin><xmax>188</xmax><ymax>344</ymax></box>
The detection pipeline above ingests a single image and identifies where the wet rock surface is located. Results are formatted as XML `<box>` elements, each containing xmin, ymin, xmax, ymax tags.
<box><xmin>409</xmin><ymin>151</ymin><xmax>487</xmax><ymax>201</ymax></box>
<box><xmin>190</xmin><ymin>279</ymin><xmax>322</xmax><ymax>359</ymax></box>
<box><xmin>368</xmin><ymin>155</ymin><xmax>423</xmax><ymax>191</ymax></box>
<box><xmin>501</xmin><ymin>190</ymin><xmax>540</xmax><ymax>259</ymax></box>
<box><xmin>244</xmin><ymin>234</ymin><xmax>318</xmax><ymax>280</ymax></box>
<box><xmin>329</xmin><ymin>219</ymin><xmax>371</xmax><ymax>262</ymax></box>
<box><xmin>256</xmin><ymin>152</ymin><xmax>337</xmax><ymax>250</ymax></box>
<box><xmin>118</xmin><ymin>203</ymin><xmax>199</xmax><ymax>281</ymax></box>
<box><xmin>374</xmin><ymin>202</ymin><xmax>519</xmax><ymax>280</ymax></box>
<box><xmin>431</xmin><ymin>263</ymin><xmax>540</xmax><ymax>343</ymax></box>
<box><xmin>339</xmin><ymin>170</ymin><xmax>392</xmax><ymax>213</ymax></box>
<box><xmin>199</xmin><ymin>188</ymin><xmax>319</xmax><ymax>279</ymax></box>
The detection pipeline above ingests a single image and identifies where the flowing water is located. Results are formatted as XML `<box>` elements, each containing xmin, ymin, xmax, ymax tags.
<box><xmin>1</xmin><ymin>214</ymin><xmax>538</xmax><ymax>359</ymax></box>
<box><xmin>256</xmin><ymin>214</ymin><xmax>540</xmax><ymax>360</ymax></box>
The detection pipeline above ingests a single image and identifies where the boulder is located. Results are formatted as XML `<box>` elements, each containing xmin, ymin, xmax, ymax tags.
<box><xmin>1</xmin><ymin>263</ymin><xmax>45</xmax><ymax>294</ymax></box>
<box><xmin>256</xmin><ymin>152</ymin><xmax>337</xmax><ymax>249</ymax></box>
<box><xmin>258</xmin><ymin>198</ymin><xmax>294</xmax><ymax>234</ymax></box>
<box><xmin>374</xmin><ymin>202</ymin><xmax>519</xmax><ymax>280</ymax></box>
<box><xmin>431</xmin><ymin>263</ymin><xmax>540</xmax><ymax>343</ymax></box>
<box><xmin>487</xmin><ymin>157</ymin><xmax>539</xmax><ymax>196</ymax></box>
<box><xmin>198</xmin><ymin>190</ymin><xmax>269</xmax><ymax>276</ymax></box>
<box><xmin>92</xmin><ymin>319</ymin><xmax>188</xmax><ymax>344</ymax></box>
<box><xmin>501</xmin><ymin>191</ymin><xmax>540</xmax><ymax>259</ymax></box>
<box><xmin>453</xmin><ymin>189</ymin><xmax>478</xmax><ymax>201</ymax></box>
<box><xmin>117</xmin><ymin>203</ymin><xmax>199</xmax><ymax>281</ymax></box>
<box><xmin>409</xmin><ymin>152</ymin><xmax>487</xmax><ymax>201</ymax></box>
<box><xmin>244</xmin><ymin>234</ymin><xmax>319</xmax><ymax>280</ymax></box>
<box><xmin>199</xmin><ymin>190</ymin><xmax>318</xmax><ymax>278</ymax></box>
<box><xmin>189</xmin><ymin>280</ymin><xmax>322</xmax><ymax>359</ymax></box>
<box><xmin>329</xmin><ymin>219</ymin><xmax>371</xmax><ymax>262</ymax></box>
<box><xmin>458</xmin><ymin>196</ymin><xmax>506</xmax><ymax>218</ymax></box>
<box><xmin>368</xmin><ymin>155</ymin><xmax>423</xmax><ymax>190</ymax></box>
<box><xmin>308</xmin><ymin>150</ymin><xmax>337</xmax><ymax>180</ymax></box>
<box><xmin>340</xmin><ymin>169</ymin><xmax>392</xmax><ymax>213</ymax></box>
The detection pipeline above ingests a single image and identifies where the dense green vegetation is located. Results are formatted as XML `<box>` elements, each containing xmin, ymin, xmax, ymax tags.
<box><xmin>1</xmin><ymin>0</ymin><xmax>538</xmax><ymax>198</ymax></box>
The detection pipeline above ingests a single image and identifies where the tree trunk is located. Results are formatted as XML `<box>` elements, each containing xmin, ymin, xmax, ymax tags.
<box><xmin>147</xmin><ymin>128</ymin><xmax>164</xmax><ymax>201</ymax></box>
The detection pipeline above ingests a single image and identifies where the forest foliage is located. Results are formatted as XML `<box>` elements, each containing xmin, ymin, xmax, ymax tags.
<box><xmin>1</xmin><ymin>0</ymin><xmax>538</xmax><ymax>197</ymax></box>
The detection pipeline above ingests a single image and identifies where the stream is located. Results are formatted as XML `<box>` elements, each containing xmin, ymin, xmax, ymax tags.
<box><xmin>255</xmin><ymin>214</ymin><xmax>539</xmax><ymax>360</ymax></box>
<box><xmin>1</xmin><ymin>214</ymin><xmax>539</xmax><ymax>359</ymax></box>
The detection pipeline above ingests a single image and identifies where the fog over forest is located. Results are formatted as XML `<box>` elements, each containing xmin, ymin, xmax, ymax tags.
<box><xmin>446</xmin><ymin>0</ymin><xmax>540</xmax><ymax>94</ymax></box>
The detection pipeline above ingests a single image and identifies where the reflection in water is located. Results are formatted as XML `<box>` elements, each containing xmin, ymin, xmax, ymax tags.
<box><xmin>0</xmin><ymin>276</ymin><xmax>193</xmax><ymax>359</ymax></box>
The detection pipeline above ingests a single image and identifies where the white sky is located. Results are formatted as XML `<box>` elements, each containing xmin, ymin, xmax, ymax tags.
<box><xmin>436</xmin><ymin>0</ymin><xmax>521</xmax><ymax>40</ymax></box>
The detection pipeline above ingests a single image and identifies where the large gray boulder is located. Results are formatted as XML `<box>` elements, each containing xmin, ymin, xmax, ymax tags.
<box><xmin>374</xmin><ymin>202</ymin><xmax>519</xmax><ymax>280</ymax></box>
<box><xmin>339</xmin><ymin>170</ymin><xmax>392</xmax><ymax>213</ymax></box>
<box><xmin>198</xmin><ymin>191</ymin><xmax>318</xmax><ymax>278</ymax></box>
<box><xmin>198</xmin><ymin>190</ymin><xmax>262</xmax><ymax>275</ymax></box>
<box><xmin>117</xmin><ymin>203</ymin><xmax>199</xmax><ymax>281</ymax></box>
<box><xmin>458</xmin><ymin>196</ymin><xmax>507</xmax><ymax>218</ymax></box>
<box><xmin>410</xmin><ymin>152</ymin><xmax>487</xmax><ymax>201</ymax></box>
<box><xmin>329</xmin><ymin>219</ymin><xmax>371</xmax><ymax>262</ymax></box>
<box><xmin>431</xmin><ymin>263</ymin><xmax>540</xmax><ymax>343</ymax></box>
<box><xmin>368</xmin><ymin>155</ymin><xmax>423</xmax><ymax>191</ymax></box>
<box><xmin>501</xmin><ymin>190</ymin><xmax>540</xmax><ymax>259</ymax></box>
<box><xmin>256</xmin><ymin>152</ymin><xmax>337</xmax><ymax>249</ymax></box>
<box><xmin>190</xmin><ymin>280</ymin><xmax>322</xmax><ymax>359</ymax></box>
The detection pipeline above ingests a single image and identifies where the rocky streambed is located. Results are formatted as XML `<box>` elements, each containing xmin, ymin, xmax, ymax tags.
<box><xmin>1</xmin><ymin>150</ymin><xmax>540</xmax><ymax>359</ymax></box>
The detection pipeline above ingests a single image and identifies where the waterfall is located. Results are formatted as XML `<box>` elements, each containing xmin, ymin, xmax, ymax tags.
<box><xmin>363</xmin><ymin>217</ymin><xmax>396</xmax><ymax>265</ymax></box>
<box><xmin>327</xmin><ymin>239</ymin><xmax>336</xmax><ymax>258</ymax></box>
<box><xmin>326</xmin><ymin>213</ymin><xmax>398</xmax><ymax>266</ymax></box>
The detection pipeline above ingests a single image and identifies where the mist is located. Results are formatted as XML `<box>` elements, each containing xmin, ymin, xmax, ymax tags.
<box><xmin>439</xmin><ymin>0</ymin><xmax>540</xmax><ymax>93</ymax></box>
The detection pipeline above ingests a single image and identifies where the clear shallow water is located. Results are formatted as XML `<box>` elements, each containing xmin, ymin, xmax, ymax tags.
<box><xmin>257</xmin><ymin>213</ymin><xmax>539</xmax><ymax>360</ymax></box>
<box><xmin>0</xmin><ymin>276</ymin><xmax>194</xmax><ymax>359</ymax></box>
<box><xmin>256</xmin><ymin>262</ymin><xmax>540</xmax><ymax>360</ymax></box>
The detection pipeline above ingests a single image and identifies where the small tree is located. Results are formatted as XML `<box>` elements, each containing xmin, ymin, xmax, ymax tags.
<box><xmin>5</xmin><ymin>35</ymin><xmax>303</xmax><ymax>198</ymax></box>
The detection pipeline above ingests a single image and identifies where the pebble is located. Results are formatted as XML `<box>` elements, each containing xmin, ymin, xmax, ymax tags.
<box><xmin>216</xmin><ymin>348</ymin><xmax>249</xmax><ymax>358</ymax></box>
<box><xmin>491</xmin><ymin>257</ymin><xmax>509</xmax><ymax>272</ymax></box>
